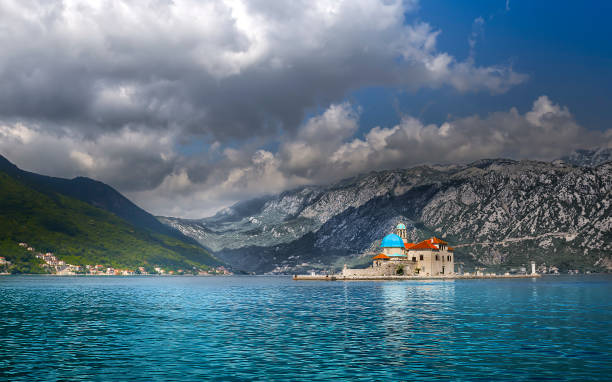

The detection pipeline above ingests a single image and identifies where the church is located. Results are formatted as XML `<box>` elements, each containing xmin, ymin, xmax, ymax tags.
<box><xmin>342</xmin><ymin>223</ymin><xmax>455</xmax><ymax>277</ymax></box>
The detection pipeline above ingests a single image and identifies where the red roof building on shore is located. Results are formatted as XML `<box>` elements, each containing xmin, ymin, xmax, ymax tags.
<box><xmin>343</xmin><ymin>223</ymin><xmax>455</xmax><ymax>277</ymax></box>
<box><xmin>408</xmin><ymin>240</ymin><xmax>440</xmax><ymax>251</ymax></box>
<box><xmin>430</xmin><ymin>237</ymin><xmax>448</xmax><ymax>245</ymax></box>
<box><xmin>372</xmin><ymin>253</ymin><xmax>390</xmax><ymax>260</ymax></box>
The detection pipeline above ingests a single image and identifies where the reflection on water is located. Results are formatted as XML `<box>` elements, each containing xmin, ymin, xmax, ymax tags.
<box><xmin>381</xmin><ymin>281</ymin><xmax>456</xmax><ymax>365</ymax></box>
<box><xmin>0</xmin><ymin>275</ymin><xmax>611</xmax><ymax>381</ymax></box>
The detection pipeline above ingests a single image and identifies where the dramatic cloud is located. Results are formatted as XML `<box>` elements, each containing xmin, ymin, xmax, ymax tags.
<box><xmin>0</xmin><ymin>122</ymin><xmax>178</xmax><ymax>191</ymax></box>
<box><xmin>151</xmin><ymin>96</ymin><xmax>609</xmax><ymax>217</ymax></box>
<box><xmin>0</xmin><ymin>0</ymin><xmax>525</xmax><ymax>141</ymax></box>
<box><xmin>5</xmin><ymin>0</ymin><xmax>578</xmax><ymax>218</ymax></box>
<box><xmin>274</xmin><ymin>96</ymin><xmax>610</xmax><ymax>186</ymax></box>
<box><xmin>4</xmin><ymin>96</ymin><xmax>602</xmax><ymax>218</ymax></box>
<box><xmin>323</xmin><ymin>96</ymin><xmax>610</xmax><ymax>175</ymax></box>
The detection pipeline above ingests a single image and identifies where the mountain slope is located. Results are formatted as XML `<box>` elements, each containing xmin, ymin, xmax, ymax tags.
<box><xmin>0</xmin><ymin>155</ymin><xmax>188</xmax><ymax>241</ymax></box>
<box><xmin>559</xmin><ymin>147</ymin><xmax>612</xmax><ymax>167</ymax></box>
<box><xmin>161</xmin><ymin>159</ymin><xmax>611</xmax><ymax>274</ymax></box>
<box><xmin>0</xmin><ymin>170</ymin><xmax>220</xmax><ymax>273</ymax></box>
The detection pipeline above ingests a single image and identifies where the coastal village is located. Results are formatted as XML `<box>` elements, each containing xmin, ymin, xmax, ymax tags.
<box><xmin>0</xmin><ymin>242</ymin><xmax>232</xmax><ymax>276</ymax></box>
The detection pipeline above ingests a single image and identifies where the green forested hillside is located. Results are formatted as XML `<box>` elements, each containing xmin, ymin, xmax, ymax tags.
<box><xmin>0</xmin><ymin>154</ymin><xmax>195</xmax><ymax>242</ymax></box>
<box><xmin>0</xmin><ymin>171</ymin><xmax>220</xmax><ymax>273</ymax></box>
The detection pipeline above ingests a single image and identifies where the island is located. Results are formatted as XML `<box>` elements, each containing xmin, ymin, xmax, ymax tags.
<box><xmin>295</xmin><ymin>223</ymin><xmax>540</xmax><ymax>281</ymax></box>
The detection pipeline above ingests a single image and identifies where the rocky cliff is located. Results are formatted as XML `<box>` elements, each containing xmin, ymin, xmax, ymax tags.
<box><xmin>160</xmin><ymin>156</ymin><xmax>611</xmax><ymax>274</ymax></box>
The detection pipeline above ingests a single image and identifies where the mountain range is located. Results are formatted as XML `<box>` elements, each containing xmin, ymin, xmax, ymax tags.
<box><xmin>1</xmin><ymin>148</ymin><xmax>609</xmax><ymax>275</ymax></box>
<box><xmin>160</xmin><ymin>148</ymin><xmax>612</xmax><ymax>274</ymax></box>
<box><xmin>0</xmin><ymin>155</ymin><xmax>220</xmax><ymax>273</ymax></box>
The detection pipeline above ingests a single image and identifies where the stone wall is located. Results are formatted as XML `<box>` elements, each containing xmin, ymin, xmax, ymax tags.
<box><xmin>411</xmin><ymin>249</ymin><xmax>454</xmax><ymax>276</ymax></box>
<box><xmin>342</xmin><ymin>260</ymin><xmax>415</xmax><ymax>277</ymax></box>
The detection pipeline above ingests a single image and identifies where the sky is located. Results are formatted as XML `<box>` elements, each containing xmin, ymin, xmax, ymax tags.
<box><xmin>0</xmin><ymin>0</ymin><xmax>610</xmax><ymax>218</ymax></box>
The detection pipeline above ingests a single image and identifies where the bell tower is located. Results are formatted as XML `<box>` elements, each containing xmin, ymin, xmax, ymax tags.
<box><xmin>395</xmin><ymin>222</ymin><xmax>407</xmax><ymax>241</ymax></box>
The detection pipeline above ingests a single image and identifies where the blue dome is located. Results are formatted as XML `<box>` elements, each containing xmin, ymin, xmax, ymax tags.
<box><xmin>396</xmin><ymin>223</ymin><xmax>406</xmax><ymax>230</ymax></box>
<box><xmin>381</xmin><ymin>233</ymin><xmax>404</xmax><ymax>248</ymax></box>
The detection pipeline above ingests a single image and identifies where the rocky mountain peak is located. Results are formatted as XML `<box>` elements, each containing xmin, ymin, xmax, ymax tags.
<box><xmin>160</xmin><ymin>156</ymin><xmax>611</xmax><ymax>274</ymax></box>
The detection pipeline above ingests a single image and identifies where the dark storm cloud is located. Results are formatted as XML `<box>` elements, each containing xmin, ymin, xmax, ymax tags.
<box><xmin>2</xmin><ymin>95</ymin><xmax>609</xmax><ymax>218</ymax></box>
<box><xmin>0</xmin><ymin>122</ymin><xmax>178</xmax><ymax>191</ymax></box>
<box><xmin>119</xmin><ymin>97</ymin><xmax>611</xmax><ymax>218</ymax></box>
<box><xmin>0</xmin><ymin>0</ymin><xmax>525</xmax><ymax>140</ymax></box>
<box><xmin>0</xmin><ymin>0</ymin><xmax>536</xmax><ymax>217</ymax></box>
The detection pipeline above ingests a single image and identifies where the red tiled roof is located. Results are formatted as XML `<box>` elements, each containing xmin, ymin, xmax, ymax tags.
<box><xmin>404</xmin><ymin>242</ymin><xmax>415</xmax><ymax>249</ymax></box>
<box><xmin>430</xmin><ymin>237</ymin><xmax>448</xmax><ymax>244</ymax></box>
<box><xmin>408</xmin><ymin>240</ymin><xmax>439</xmax><ymax>251</ymax></box>
<box><xmin>372</xmin><ymin>253</ymin><xmax>390</xmax><ymax>260</ymax></box>
<box><xmin>447</xmin><ymin>246</ymin><xmax>454</xmax><ymax>251</ymax></box>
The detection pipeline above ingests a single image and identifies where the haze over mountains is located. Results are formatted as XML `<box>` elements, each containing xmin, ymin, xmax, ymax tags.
<box><xmin>160</xmin><ymin>148</ymin><xmax>612</xmax><ymax>274</ymax></box>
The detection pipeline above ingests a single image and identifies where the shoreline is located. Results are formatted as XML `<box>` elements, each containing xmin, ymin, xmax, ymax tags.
<box><xmin>0</xmin><ymin>273</ymin><xmax>233</xmax><ymax>277</ymax></box>
<box><xmin>293</xmin><ymin>274</ymin><xmax>542</xmax><ymax>281</ymax></box>
<box><xmin>5</xmin><ymin>273</ymin><xmax>607</xmax><ymax>278</ymax></box>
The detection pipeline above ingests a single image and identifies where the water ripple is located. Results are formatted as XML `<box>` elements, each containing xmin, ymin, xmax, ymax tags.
<box><xmin>1</xmin><ymin>275</ymin><xmax>611</xmax><ymax>381</ymax></box>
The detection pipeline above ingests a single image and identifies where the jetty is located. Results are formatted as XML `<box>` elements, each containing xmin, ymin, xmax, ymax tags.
<box><xmin>293</xmin><ymin>274</ymin><xmax>541</xmax><ymax>281</ymax></box>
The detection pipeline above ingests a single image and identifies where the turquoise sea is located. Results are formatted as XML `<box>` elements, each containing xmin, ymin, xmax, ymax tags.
<box><xmin>1</xmin><ymin>275</ymin><xmax>611</xmax><ymax>381</ymax></box>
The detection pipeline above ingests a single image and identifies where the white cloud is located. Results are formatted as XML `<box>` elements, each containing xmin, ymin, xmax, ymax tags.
<box><xmin>468</xmin><ymin>16</ymin><xmax>485</xmax><ymax>57</ymax></box>
<box><xmin>526</xmin><ymin>95</ymin><xmax>571</xmax><ymax>127</ymax></box>
<box><xmin>69</xmin><ymin>150</ymin><xmax>96</xmax><ymax>170</ymax></box>
<box><xmin>0</xmin><ymin>122</ymin><xmax>35</xmax><ymax>144</ymax></box>
<box><xmin>0</xmin><ymin>0</ymin><xmax>571</xmax><ymax>218</ymax></box>
<box><xmin>1</xmin><ymin>96</ymin><xmax>609</xmax><ymax>218</ymax></box>
<box><xmin>0</xmin><ymin>0</ymin><xmax>526</xmax><ymax>141</ymax></box>
<box><xmin>324</xmin><ymin>96</ymin><xmax>609</xmax><ymax>172</ymax></box>
<box><xmin>132</xmin><ymin>96</ymin><xmax>611</xmax><ymax>217</ymax></box>
<box><xmin>280</xmin><ymin>103</ymin><xmax>359</xmax><ymax>176</ymax></box>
